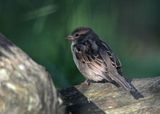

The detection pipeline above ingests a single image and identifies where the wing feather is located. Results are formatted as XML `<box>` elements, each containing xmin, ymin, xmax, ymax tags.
<box><xmin>98</xmin><ymin>41</ymin><xmax>122</xmax><ymax>75</ymax></box>
<box><xmin>98</xmin><ymin>41</ymin><xmax>132</xmax><ymax>91</ymax></box>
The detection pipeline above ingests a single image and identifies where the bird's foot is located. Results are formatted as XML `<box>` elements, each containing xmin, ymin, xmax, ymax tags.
<box><xmin>87</xmin><ymin>97</ymin><xmax>92</xmax><ymax>103</ymax></box>
<box><xmin>84</xmin><ymin>79</ymin><xmax>92</xmax><ymax>86</ymax></box>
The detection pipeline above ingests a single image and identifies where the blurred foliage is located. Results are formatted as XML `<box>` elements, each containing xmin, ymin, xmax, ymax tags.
<box><xmin>0</xmin><ymin>0</ymin><xmax>160</xmax><ymax>88</ymax></box>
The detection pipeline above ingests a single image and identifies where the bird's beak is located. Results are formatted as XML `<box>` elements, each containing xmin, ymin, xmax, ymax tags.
<box><xmin>67</xmin><ymin>35</ymin><xmax>74</xmax><ymax>41</ymax></box>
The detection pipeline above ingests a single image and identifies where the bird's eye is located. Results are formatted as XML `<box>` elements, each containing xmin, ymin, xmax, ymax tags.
<box><xmin>75</xmin><ymin>33</ymin><xmax>79</xmax><ymax>37</ymax></box>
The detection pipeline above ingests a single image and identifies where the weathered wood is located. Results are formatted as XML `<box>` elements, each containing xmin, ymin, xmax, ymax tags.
<box><xmin>61</xmin><ymin>77</ymin><xmax>160</xmax><ymax>114</ymax></box>
<box><xmin>0</xmin><ymin>33</ymin><xmax>64</xmax><ymax>114</ymax></box>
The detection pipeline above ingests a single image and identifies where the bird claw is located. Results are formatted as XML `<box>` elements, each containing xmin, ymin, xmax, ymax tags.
<box><xmin>84</xmin><ymin>79</ymin><xmax>91</xmax><ymax>86</ymax></box>
<box><xmin>87</xmin><ymin>98</ymin><xmax>92</xmax><ymax>103</ymax></box>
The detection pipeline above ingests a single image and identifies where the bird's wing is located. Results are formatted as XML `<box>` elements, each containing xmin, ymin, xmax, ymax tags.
<box><xmin>97</xmin><ymin>40</ymin><xmax>122</xmax><ymax>75</ymax></box>
<box><xmin>97</xmin><ymin>41</ymin><xmax>144</xmax><ymax>99</ymax></box>
<box><xmin>97</xmin><ymin>40</ymin><xmax>134</xmax><ymax>90</ymax></box>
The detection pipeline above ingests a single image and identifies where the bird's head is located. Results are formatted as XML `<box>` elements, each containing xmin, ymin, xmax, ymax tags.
<box><xmin>67</xmin><ymin>27</ymin><xmax>93</xmax><ymax>42</ymax></box>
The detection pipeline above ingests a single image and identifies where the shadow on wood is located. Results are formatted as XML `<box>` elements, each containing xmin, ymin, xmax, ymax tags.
<box><xmin>61</xmin><ymin>87</ymin><xmax>106</xmax><ymax>114</ymax></box>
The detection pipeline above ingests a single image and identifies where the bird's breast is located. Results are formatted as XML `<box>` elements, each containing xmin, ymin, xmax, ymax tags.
<box><xmin>71</xmin><ymin>45</ymin><xmax>105</xmax><ymax>81</ymax></box>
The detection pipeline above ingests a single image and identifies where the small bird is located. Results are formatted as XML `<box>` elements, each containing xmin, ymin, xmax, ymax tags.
<box><xmin>67</xmin><ymin>27</ymin><xmax>144</xmax><ymax>99</ymax></box>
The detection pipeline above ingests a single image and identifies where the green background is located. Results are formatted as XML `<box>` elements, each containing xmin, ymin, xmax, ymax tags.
<box><xmin>0</xmin><ymin>0</ymin><xmax>160</xmax><ymax>88</ymax></box>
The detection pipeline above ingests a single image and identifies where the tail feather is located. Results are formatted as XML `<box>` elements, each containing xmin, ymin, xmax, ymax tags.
<box><xmin>130</xmin><ymin>86</ymin><xmax>144</xmax><ymax>99</ymax></box>
<box><xmin>109</xmin><ymin>73</ymin><xmax>144</xmax><ymax>99</ymax></box>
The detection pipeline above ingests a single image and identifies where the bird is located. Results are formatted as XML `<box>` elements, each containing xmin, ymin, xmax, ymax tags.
<box><xmin>67</xmin><ymin>27</ymin><xmax>144</xmax><ymax>99</ymax></box>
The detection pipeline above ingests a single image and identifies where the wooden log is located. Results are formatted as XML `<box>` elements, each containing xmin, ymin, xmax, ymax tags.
<box><xmin>60</xmin><ymin>77</ymin><xmax>160</xmax><ymax>114</ymax></box>
<box><xmin>0</xmin><ymin>33</ymin><xmax>64</xmax><ymax>114</ymax></box>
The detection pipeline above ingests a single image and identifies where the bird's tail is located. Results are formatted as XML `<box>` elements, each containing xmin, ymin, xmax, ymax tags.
<box><xmin>110</xmin><ymin>73</ymin><xmax>144</xmax><ymax>99</ymax></box>
<box><xmin>129</xmin><ymin>85</ymin><xmax>144</xmax><ymax>99</ymax></box>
